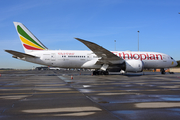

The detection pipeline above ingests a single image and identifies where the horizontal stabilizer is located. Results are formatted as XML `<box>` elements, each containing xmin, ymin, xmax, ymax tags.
<box><xmin>5</xmin><ymin>50</ymin><xmax>38</xmax><ymax>58</ymax></box>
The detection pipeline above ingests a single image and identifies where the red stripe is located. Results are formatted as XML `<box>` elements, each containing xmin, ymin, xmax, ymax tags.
<box><xmin>23</xmin><ymin>44</ymin><xmax>43</xmax><ymax>50</ymax></box>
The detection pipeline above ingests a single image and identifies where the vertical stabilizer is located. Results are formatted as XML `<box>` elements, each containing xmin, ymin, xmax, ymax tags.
<box><xmin>13</xmin><ymin>22</ymin><xmax>48</xmax><ymax>53</ymax></box>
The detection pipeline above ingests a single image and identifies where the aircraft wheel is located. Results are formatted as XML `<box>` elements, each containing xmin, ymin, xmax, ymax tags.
<box><xmin>104</xmin><ymin>71</ymin><xmax>109</xmax><ymax>75</ymax></box>
<box><xmin>161</xmin><ymin>69</ymin><xmax>165</xmax><ymax>74</ymax></box>
<box><xmin>93</xmin><ymin>71</ymin><xmax>96</xmax><ymax>75</ymax></box>
<box><xmin>93</xmin><ymin>71</ymin><xmax>100</xmax><ymax>75</ymax></box>
<box><xmin>93</xmin><ymin>71</ymin><xmax>109</xmax><ymax>75</ymax></box>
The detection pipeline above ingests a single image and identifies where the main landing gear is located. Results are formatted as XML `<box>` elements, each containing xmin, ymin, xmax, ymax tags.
<box><xmin>92</xmin><ymin>71</ymin><xmax>109</xmax><ymax>75</ymax></box>
<box><xmin>161</xmin><ymin>68</ymin><xmax>165</xmax><ymax>74</ymax></box>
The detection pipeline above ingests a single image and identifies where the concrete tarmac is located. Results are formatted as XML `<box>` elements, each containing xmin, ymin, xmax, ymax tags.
<box><xmin>0</xmin><ymin>70</ymin><xmax>180</xmax><ymax>120</ymax></box>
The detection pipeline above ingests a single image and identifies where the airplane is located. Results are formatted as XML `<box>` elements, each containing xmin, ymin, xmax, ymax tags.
<box><xmin>5</xmin><ymin>22</ymin><xmax>177</xmax><ymax>75</ymax></box>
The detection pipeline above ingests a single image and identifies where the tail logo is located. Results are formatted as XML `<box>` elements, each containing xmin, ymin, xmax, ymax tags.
<box><xmin>17</xmin><ymin>25</ymin><xmax>46</xmax><ymax>50</ymax></box>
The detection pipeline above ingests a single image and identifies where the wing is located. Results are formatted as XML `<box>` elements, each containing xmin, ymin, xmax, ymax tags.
<box><xmin>75</xmin><ymin>38</ymin><xmax>124</xmax><ymax>64</ymax></box>
<box><xmin>5</xmin><ymin>50</ymin><xmax>38</xmax><ymax>58</ymax></box>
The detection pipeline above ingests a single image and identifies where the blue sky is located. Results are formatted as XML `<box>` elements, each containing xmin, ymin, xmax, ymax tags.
<box><xmin>1</xmin><ymin>0</ymin><xmax>180</xmax><ymax>69</ymax></box>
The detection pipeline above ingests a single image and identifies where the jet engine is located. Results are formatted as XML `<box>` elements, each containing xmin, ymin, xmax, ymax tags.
<box><xmin>122</xmin><ymin>60</ymin><xmax>144</xmax><ymax>72</ymax></box>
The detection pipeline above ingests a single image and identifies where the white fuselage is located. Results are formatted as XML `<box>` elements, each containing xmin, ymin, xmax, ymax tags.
<box><xmin>23</xmin><ymin>50</ymin><xmax>177</xmax><ymax>70</ymax></box>
<box><xmin>9</xmin><ymin>22</ymin><xmax>177</xmax><ymax>73</ymax></box>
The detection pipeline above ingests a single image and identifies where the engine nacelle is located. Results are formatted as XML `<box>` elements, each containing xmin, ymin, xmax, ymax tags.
<box><xmin>124</xmin><ymin>60</ymin><xmax>143</xmax><ymax>72</ymax></box>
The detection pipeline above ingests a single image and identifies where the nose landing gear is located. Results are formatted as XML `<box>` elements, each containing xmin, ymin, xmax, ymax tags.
<box><xmin>161</xmin><ymin>68</ymin><xmax>165</xmax><ymax>74</ymax></box>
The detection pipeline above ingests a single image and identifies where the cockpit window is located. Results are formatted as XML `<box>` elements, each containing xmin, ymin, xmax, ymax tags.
<box><xmin>171</xmin><ymin>57</ymin><xmax>173</xmax><ymax>60</ymax></box>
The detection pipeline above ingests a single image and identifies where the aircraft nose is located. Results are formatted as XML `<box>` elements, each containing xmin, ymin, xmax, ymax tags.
<box><xmin>172</xmin><ymin>60</ymin><xmax>178</xmax><ymax>67</ymax></box>
<box><xmin>174</xmin><ymin>61</ymin><xmax>178</xmax><ymax>66</ymax></box>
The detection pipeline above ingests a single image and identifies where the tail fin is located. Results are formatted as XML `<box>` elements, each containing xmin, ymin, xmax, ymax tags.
<box><xmin>13</xmin><ymin>22</ymin><xmax>48</xmax><ymax>53</ymax></box>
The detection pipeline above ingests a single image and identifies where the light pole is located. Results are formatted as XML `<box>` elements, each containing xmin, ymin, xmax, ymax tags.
<box><xmin>137</xmin><ymin>31</ymin><xmax>140</xmax><ymax>51</ymax></box>
<box><xmin>114</xmin><ymin>40</ymin><xmax>116</xmax><ymax>51</ymax></box>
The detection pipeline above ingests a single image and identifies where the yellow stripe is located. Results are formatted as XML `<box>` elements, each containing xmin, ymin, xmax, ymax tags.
<box><xmin>20</xmin><ymin>36</ymin><xmax>45</xmax><ymax>50</ymax></box>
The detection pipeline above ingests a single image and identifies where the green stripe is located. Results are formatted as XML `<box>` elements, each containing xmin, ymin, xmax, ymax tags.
<box><xmin>17</xmin><ymin>25</ymin><xmax>45</xmax><ymax>49</ymax></box>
